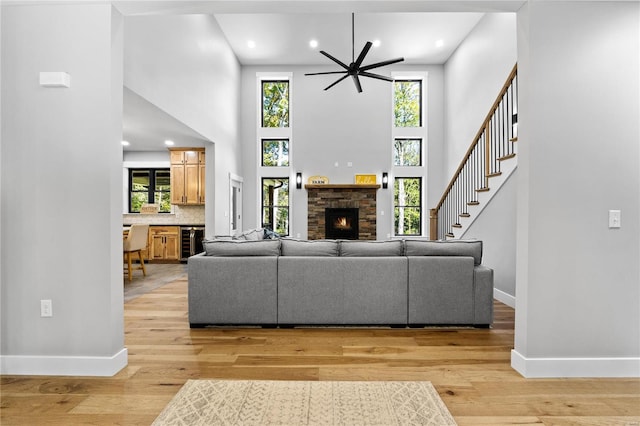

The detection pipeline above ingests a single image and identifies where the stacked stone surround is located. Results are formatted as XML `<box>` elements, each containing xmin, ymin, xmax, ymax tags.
<box><xmin>306</xmin><ymin>185</ymin><xmax>379</xmax><ymax>240</ymax></box>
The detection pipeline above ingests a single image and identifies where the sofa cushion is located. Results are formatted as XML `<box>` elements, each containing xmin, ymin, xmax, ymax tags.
<box><xmin>203</xmin><ymin>239</ymin><xmax>281</xmax><ymax>256</ymax></box>
<box><xmin>404</xmin><ymin>239</ymin><xmax>482</xmax><ymax>265</ymax></box>
<box><xmin>281</xmin><ymin>239</ymin><xmax>339</xmax><ymax>256</ymax></box>
<box><xmin>339</xmin><ymin>240</ymin><xmax>404</xmax><ymax>257</ymax></box>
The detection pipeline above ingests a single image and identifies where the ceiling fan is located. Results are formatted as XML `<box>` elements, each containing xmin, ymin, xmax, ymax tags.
<box><xmin>305</xmin><ymin>13</ymin><xmax>405</xmax><ymax>93</ymax></box>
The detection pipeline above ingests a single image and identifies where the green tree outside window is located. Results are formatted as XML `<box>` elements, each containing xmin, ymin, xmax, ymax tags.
<box><xmin>394</xmin><ymin>139</ymin><xmax>422</xmax><ymax>166</ymax></box>
<box><xmin>394</xmin><ymin>177</ymin><xmax>422</xmax><ymax>236</ymax></box>
<box><xmin>262</xmin><ymin>139</ymin><xmax>289</xmax><ymax>166</ymax></box>
<box><xmin>262</xmin><ymin>178</ymin><xmax>289</xmax><ymax>235</ymax></box>
<box><xmin>394</xmin><ymin>80</ymin><xmax>422</xmax><ymax>127</ymax></box>
<box><xmin>262</xmin><ymin>81</ymin><xmax>289</xmax><ymax>128</ymax></box>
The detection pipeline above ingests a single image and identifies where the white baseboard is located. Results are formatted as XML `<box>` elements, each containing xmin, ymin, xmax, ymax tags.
<box><xmin>494</xmin><ymin>288</ymin><xmax>515</xmax><ymax>308</ymax></box>
<box><xmin>511</xmin><ymin>349</ymin><xmax>640</xmax><ymax>378</ymax></box>
<box><xmin>0</xmin><ymin>347</ymin><xmax>127</xmax><ymax>376</ymax></box>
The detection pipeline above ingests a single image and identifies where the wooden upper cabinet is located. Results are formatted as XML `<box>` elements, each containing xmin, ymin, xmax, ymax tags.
<box><xmin>169</xmin><ymin>148</ymin><xmax>205</xmax><ymax>205</ymax></box>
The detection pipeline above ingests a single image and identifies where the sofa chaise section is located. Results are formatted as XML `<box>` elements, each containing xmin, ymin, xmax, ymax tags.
<box><xmin>405</xmin><ymin>240</ymin><xmax>493</xmax><ymax>326</ymax></box>
<box><xmin>188</xmin><ymin>240</ymin><xmax>280</xmax><ymax>327</ymax></box>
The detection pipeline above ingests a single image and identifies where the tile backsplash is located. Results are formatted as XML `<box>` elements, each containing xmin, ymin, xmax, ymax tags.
<box><xmin>123</xmin><ymin>205</ymin><xmax>205</xmax><ymax>225</ymax></box>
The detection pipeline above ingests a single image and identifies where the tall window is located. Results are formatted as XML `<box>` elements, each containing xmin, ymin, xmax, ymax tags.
<box><xmin>129</xmin><ymin>169</ymin><xmax>171</xmax><ymax>213</ymax></box>
<box><xmin>262</xmin><ymin>80</ymin><xmax>289</xmax><ymax>128</ymax></box>
<box><xmin>392</xmin><ymin>74</ymin><xmax>426</xmax><ymax>236</ymax></box>
<box><xmin>394</xmin><ymin>80</ymin><xmax>422</xmax><ymax>127</ymax></box>
<box><xmin>394</xmin><ymin>177</ymin><xmax>422</xmax><ymax>236</ymax></box>
<box><xmin>258</xmin><ymin>74</ymin><xmax>292</xmax><ymax>236</ymax></box>
<box><xmin>262</xmin><ymin>178</ymin><xmax>289</xmax><ymax>236</ymax></box>
<box><xmin>262</xmin><ymin>139</ymin><xmax>289</xmax><ymax>166</ymax></box>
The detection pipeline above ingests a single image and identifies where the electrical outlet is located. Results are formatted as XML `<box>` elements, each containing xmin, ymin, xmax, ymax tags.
<box><xmin>40</xmin><ymin>299</ymin><xmax>53</xmax><ymax>317</ymax></box>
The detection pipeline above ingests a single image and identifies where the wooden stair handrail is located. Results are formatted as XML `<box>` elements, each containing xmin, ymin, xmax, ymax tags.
<box><xmin>433</xmin><ymin>64</ymin><xmax>517</xmax><ymax>213</ymax></box>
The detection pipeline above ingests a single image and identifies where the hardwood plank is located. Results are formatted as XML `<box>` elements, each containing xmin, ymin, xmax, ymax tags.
<box><xmin>2</xmin><ymin>273</ymin><xmax>639</xmax><ymax>425</ymax></box>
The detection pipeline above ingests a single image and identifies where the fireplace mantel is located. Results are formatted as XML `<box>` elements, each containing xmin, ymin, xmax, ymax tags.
<box><xmin>305</xmin><ymin>184</ymin><xmax>380</xmax><ymax>190</ymax></box>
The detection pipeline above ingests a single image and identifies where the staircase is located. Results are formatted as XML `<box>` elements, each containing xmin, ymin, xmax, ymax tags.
<box><xmin>430</xmin><ymin>65</ymin><xmax>518</xmax><ymax>240</ymax></box>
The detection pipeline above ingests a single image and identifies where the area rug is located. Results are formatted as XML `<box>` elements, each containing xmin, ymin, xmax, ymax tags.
<box><xmin>152</xmin><ymin>380</ymin><xmax>457</xmax><ymax>425</ymax></box>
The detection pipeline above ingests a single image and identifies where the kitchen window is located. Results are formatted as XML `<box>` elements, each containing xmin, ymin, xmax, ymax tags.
<box><xmin>129</xmin><ymin>168</ymin><xmax>171</xmax><ymax>213</ymax></box>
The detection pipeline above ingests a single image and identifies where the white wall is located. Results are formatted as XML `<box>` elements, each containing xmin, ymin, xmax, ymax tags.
<box><xmin>444</xmin><ymin>13</ymin><xmax>517</xmax><ymax>180</ymax></box>
<box><xmin>443</xmin><ymin>12</ymin><xmax>518</xmax><ymax>302</ymax></box>
<box><xmin>514</xmin><ymin>1</ymin><xmax>640</xmax><ymax>377</ymax></box>
<box><xmin>240</xmin><ymin>64</ymin><xmax>444</xmax><ymax>239</ymax></box>
<box><xmin>124</xmin><ymin>15</ymin><xmax>242</xmax><ymax>236</ymax></box>
<box><xmin>1</xmin><ymin>4</ymin><xmax>126</xmax><ymax>375</ymax></box>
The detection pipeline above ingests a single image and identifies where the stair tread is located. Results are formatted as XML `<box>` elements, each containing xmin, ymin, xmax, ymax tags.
<box><xmin>459</xmin><ymin>213</ymin><xmax>470</xmax><ymax>218</ymax></box>
<box><xmin>510</xmin><ymin>137</ymin><xmax>518</xmax><ymax>142</ymax></box>
<box><xmin>498</xmin><ymin>153</ymin><xmax>516</xmax><ymax>161</ymax></box>
<box><xmin>488</xmin><ymin>172</ymin><xmax>502</xmax><ymax>178</ymax></box>
<box><xmin>467</xmin><ymin>201</ymin><xmax>480</xmax><ymax>206</ymax></box>
<box><xmin>476</xmin><ymin>187</ymin><xmax>490</xmax><ymax>192</ymax></box>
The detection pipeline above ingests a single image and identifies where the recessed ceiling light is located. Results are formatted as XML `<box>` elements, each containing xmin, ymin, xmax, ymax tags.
<box><xmin>165</xmin><ymin>140</ymin><xmax>175</xmax><ymax>146</ymax></box>
<box><xmin>372</xmin><ymin>40</ymin><xmax>381</xmax><ymax>48</ymax></box>
<box><xmin>247</xmin><ymin>40</ymin><xmax>256</xmax><ymax>49</ymax></box>
<box><xmin>435</xmin><ymin>39</ymin><xmax>445</xmax><ymax>48</ymax></box>
<box><xmin>121</xmin><ymin>140</ymin><xmax>130</xmax><ymax>146</ymax></box>
<box><xmin>309</xmin><ymin>39</ymin><xmax>318</xmax><ymax>48</ymax></box>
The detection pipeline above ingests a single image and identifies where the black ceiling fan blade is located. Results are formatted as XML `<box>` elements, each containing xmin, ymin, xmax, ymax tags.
<box><xmin>359</xmin><ymin>57</ymin><xmax>405</xmax><ymax>72</ymax></box>
<box><xmin>320</xmin><ymin>50</ymin><xmax>350</xmax><ymax>70</ymax></box>
<box><xmin>351</xmin><ymin>75</ymin><xmax>363</xmax><ymax>93</ymax></box>
<box><xmin>324</xmin><ymin>74</ymin><xmax>350</xmax><ymax>91</ymax></box>
<box><xmin>305</xmin><ymin>71</ymin><xmax>348</xmax><ymax>76</ymax></box>
<box><xmin>359</xmin><ymin>71</ymin><xmax>394</xmax><ymax>82</ymax></box>
<box><xmin>354</xmin><ymin>41</ymin><xmax>373</xmax><ymax>68</ymax></box>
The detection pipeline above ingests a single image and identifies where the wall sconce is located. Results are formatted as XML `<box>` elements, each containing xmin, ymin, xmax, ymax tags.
<box><xmin>382</xmin><ymin>172</ymin><xmax>388</xmax><ymax>189</ymax></box>
<box><xmin>296</xmin><ymin>172</ymin><xmax>303</xmax><ymax>189</ymax></box>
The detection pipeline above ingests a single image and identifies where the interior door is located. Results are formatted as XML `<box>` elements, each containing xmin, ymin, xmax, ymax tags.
<box><xmin>230</xmin><ymin>176</ymin><xmax>243</xmax><ymax>235</ymax></box>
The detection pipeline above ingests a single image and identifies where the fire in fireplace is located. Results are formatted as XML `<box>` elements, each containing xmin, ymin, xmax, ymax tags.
<box><xmin>325</xmin><ymin>208</ymin><xmax>359</xmax><ymax>239</ymax></box>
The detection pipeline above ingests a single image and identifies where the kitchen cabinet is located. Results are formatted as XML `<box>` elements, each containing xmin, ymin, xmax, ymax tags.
<box><xmin>170</xmin><ymin>148</ymin><xmax>205</xmax><ymax>205</ymax></box>
<box><xmin>148</xmin><ymin>226</ymin><xmax>180</xmax><ymax>261</ymax></box>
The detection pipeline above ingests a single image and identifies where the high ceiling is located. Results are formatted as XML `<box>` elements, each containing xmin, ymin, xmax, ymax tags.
<box><xmin>118</xmin><ymin>1</ymin><xmax>522</xmax><ymax>151</ymax></box>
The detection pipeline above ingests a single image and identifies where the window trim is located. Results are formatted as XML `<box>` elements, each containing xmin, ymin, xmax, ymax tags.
<box><xmin>261</xmin><ymin>138</ymin><xmax>290</xmax><ymax>167</ymax></box>
<box><xmin>393</xmin><ymin>177</ymin><xmax>423</xmax><ymax>237</ymax></box>
<box><xmin>128</xmin><ymin>168</ymin><xmax>171</xmax><ymax>214</ymax></box>
<box><xmin>261</xmin><ymin>177</ymin><xmax>290</xmax><ymax>236</ymax></box>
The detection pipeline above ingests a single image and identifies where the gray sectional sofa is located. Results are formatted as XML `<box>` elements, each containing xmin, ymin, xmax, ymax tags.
<box><xmin>188</xmin><ymin>239</ymin><xmax>494</xmax><ymax>328</ymax></box>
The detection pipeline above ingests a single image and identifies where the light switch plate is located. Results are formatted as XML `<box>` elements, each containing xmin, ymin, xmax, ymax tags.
<box><xmin>608</xmin><ymin>210</ymin><xmax>621</xmax><ymax>228</ymax></box>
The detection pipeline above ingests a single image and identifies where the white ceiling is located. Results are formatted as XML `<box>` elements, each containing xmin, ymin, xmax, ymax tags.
<box><xmin>214</xmin><ymin>13</ymin><xmax>484</xmax><ymax>66</ymax></box>
<box><xmin>118</xmin><ymin>1</ymin><xmax>522</xmax><ymax>151</ymax></box>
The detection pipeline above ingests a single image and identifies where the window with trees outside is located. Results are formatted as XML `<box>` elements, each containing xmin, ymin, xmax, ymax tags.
<box><xmin>394</xmin><ymin>80</ymin><xmax>422</xmax><ymax>127</ymax></box>
<box><xmin>392</xmin><ymin>75</ymin><xmax>425</xmax><ymax>236</ymax></box>
<box><xmin>262</xmin><ymin>178</ymin><xmax>289</xmax><ymax>236</ymax></box>
<box><xmin>129</xmin><ymin>169</ymin><xmax>171</xmax><ymax>213</ymax></box>
<box><xmin>394</xmin><ymin>177</ymin><xmax>422</xmax><ymax>236</ymax></box>
<box><xmin>262</xmin><ymin>80</ymin><xmax>289</xmax><ymax>128</ymax></box>
<box><xmin>394</xmin><ymin>138</ymin><xmax>422</xmax><ymax>166</ymax></box>
<box><xmin>262</xmin><ymin>139</ymin><xmax>289</xmax><ymax>166</ymax></box>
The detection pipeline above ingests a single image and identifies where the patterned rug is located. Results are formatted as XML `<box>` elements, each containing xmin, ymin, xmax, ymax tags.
<box><xmin>152</xmin><ymin>380</ymin><xmax>457</xmax><ymax>425</ymax></box>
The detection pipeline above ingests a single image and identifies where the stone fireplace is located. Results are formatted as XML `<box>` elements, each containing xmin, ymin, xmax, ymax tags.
<box><xmin>306</xmin><ymin>184</ymin><xmax>379</xmax><ymax>240</ymax></box>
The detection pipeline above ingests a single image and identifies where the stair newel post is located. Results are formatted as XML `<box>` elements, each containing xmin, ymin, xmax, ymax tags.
<box><xmin>429</xmin><ymin>208</ymin><xmax>439</xmax><ymax>240</ymax></box>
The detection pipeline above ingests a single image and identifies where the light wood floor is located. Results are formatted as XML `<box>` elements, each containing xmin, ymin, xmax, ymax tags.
<box><xmin>2</xmin><ymin>277</ymin><xmax>639</xmax><ymax>425</ymax></box>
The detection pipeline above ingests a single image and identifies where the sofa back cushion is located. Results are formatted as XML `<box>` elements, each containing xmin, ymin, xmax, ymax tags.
<box><xmin>404</xmin><ymin>240</ymin><xmax>482</xmax><ymax>265</ymax></box>
<box><xmin>202</xmin><ymin>239</ymin><xmax>281</xmax><ymax>256</ymax></box>
<box><xmin>281</xmin><ymin>239</ymin><xmax>339</xmax><ymax>256</ymax></box>
<box><xmin>339</xmin><ymin>240</ymin><xmax>404</xmax><ymax>257</ymax></box>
